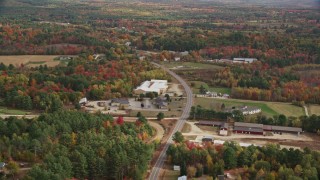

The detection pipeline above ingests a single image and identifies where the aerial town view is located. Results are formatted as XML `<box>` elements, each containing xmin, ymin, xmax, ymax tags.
<box><xmin>0</xmin><ymin>0</ymin><xmax>319</xmax><ymax>179</ymax></box>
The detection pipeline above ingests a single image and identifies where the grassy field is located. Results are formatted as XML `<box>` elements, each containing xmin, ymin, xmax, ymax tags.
<box><xmin>194</xmin><ymin>97</ymin><xmax>305</xmax><ymax>117</ymax></box>
<box><xmin>308</xmin><ymin>105</ymin><xmax>320</xmax><ymax>116</ymax></box>
<box><xmin>0</xmin><ymin>107</ymin><xmax>30</xmax><ymax>115</ymax></box>
<box><xmin>160</xmin><ymin>61</ymin><xmax>223</xmax><ymax>70</ymax></box>
<box><xmin>190</xmin><ymin>81</ymin><xmax>231</xmax><ymax>94</ymax></box>
<box><xmin>0</xmin><ymin>55</ymin><xmax>60</xmax><ymax>67</ymax></box>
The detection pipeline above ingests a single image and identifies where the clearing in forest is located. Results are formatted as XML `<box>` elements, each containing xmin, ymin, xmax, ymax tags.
<box><xmin>0</xmin><ymin>55</ymin><xmax>60</xmax><ymax>67</ymax></box>
<box><xmin>194</xmin><ymin>97</ymin><xmax>305</xmax><ymax>117</ymax></box>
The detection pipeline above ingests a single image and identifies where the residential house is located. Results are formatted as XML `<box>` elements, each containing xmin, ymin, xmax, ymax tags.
<box><xmin>154</xmin><ymin>97</ymin><xmax>168</xmax><ymax>109</ymax></box>
<box><xmin>110</xmin><ymin>98</ymin><xmax>130</xmax><ymax>109</ymax></box>
<box><xmin>225</xmin><ymin>106</ymin><xmax>261</xmax><ymax>115</ymax></box>
<box><xmin>206</xmin><ymin>91</ymin><xmax>218</xmax><ymax>97</ymax></box>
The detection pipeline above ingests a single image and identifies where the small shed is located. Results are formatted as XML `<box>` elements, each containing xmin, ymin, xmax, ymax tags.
<box><xmin>219</xmin><ymin>123</ymin><xmax>229</xmax><ymax>136</ymax></box>
<box><xmin>173</xmin><ymin>165</ymin><xmax>180</xmax><ymax>171</ymax></box>
<box><xmin>202</xmin><ymin>135</ymin><xmax>214</xmax><ymax>143</ymax></box>
<box><xmin>79</xmin><ymin>97</ymin><xmax>88</xmax><ymax>106</ymax></box>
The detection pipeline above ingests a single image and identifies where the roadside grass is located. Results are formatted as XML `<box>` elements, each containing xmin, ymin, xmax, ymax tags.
<box><xmin>160</xmin><ymin>61</ymin><xmax>223</xmax><ymax>70</ymax></box>
<box><xmin>181</xmin><ymin>123</ymin><xmax>191</xmax><ymax>133</ymax></box>
<box><xmin>308</xmin><ymin>105</ymin><xmax>320</xmax><ymax>116</ymax></box>
<box><xmin>161</xmin><ymin>169</ymin><xmax>180</xmax><ymax>180</ymax></box>
<box><xmin>194</xmin><ymin>97</ymin><xmax>305</xmax><ymax>117</ymax></box>
<box><xmin>0</xmin><ymin>106</ymin><xmax>30</xmax><ymax>115</ymax></box>
<box><xmin>190</xmin><ymin>81</ymin><xmax>231</xmax><ymax>94</ymax></box>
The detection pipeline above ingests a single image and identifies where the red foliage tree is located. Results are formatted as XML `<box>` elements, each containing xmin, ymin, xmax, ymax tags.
<box><xmin>116</xmin><ymin>116</ymin><xmax>124</xmax><ymax>125</ymax></box>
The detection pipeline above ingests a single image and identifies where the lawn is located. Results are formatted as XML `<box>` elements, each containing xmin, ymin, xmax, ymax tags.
<box><xmin>160</xmin><ymin>61</ymin><xmax>223</xmax><ymax>70</ymax></box>
<box><xmin>0</xmin><ymin>107</ymin><xmax>30</xmax><ymax>115</ymax></box>
<box><xmin>267</xmin><ymin>103</ymin><xmax>305</xmax><ymax>117</ymax></box>
<box><xmin>210</xmin><ymin>87</ymin><xmax>232</xmax><ymax>94</ymax></box>
<box><xmin>308</xmin><ymin>105</ymin><xmax>320</xmax><ymax>116</ymax></box>
<box><xmin>190</xmin><ymin>81</ymin><xmax>231</xmax><ymax>94</ymax></box>
<box><xmin>194</xmin><ymin>97</ymin><xmax>305</xmax><ymax>117</ymax></box>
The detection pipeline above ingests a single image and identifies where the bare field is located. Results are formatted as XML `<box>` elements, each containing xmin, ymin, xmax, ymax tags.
<box><xmin>0</xmin><ymin>55</ymin><xmax>60</xmax><ymax>67</ymax></box>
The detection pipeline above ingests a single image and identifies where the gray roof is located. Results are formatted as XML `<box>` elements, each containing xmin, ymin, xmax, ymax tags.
<box><xmin>197</xmin><ymin>121</ymin><xmax>225</xmax><ymax>126</ymax></box>
<box><xmin>234</xmin><ymin>122</ymin><xmax>263</xmax><ymax>128</ymax></box>
<box><xmin>111</xmin><ymin>98</ymin><xmax>129</xmax><ymax>104</ymax></box>
<box><xmin>222</xmin><ymin>123</ymin><xmax>229</xmax><ymax>128</ymax></box>
<box><xmin>271</xmin><ymin>126</ymin><xmax>302</xmax><ymax>132</ymax></box>
<box><xmin>155</xmin><ymin>97</ymin><xmax>167</xmax><ymax>106</ymax></box>
<box><xmin>263</xmin><ymin>125</ymin><xmax>272</xmax><ymax>131</ymax></box>
<box><xmin>234</xmin><ymin>126</ymin><xmax>263</xmax><ymax>133</ymax></box>
<box><xmin>0</xmin><ymin>162</ymin><xmax>5</xmax><ymax>168</ymax></box>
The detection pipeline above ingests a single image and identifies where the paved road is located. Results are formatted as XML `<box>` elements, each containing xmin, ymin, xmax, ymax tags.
<box><xmin>149</xmin><ymin>62</ymin><xmax>193</xmax><ymax>180</ymax></box>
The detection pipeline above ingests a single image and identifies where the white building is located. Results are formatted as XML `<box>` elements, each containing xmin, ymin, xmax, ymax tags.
<box><xmin>79</xmin><ymin>97</ymin><xmax>88</xmax><ymax>105</ymax></box>
<box><xmin>178</xmin><ymin>176</ymin><xmax>187</xmax><ymax>180</ymax></box>
<box><xmin>233</xmin><ymin>58</ymin><xmax>258</xmax><ymax>63</ymax></box>
<box><xmin>134</xmin><ymin>79</ymin><xmax>168</xmax><ymax>95</ymax></box>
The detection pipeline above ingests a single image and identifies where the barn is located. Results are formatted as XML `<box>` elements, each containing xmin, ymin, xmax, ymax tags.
<box><xmin>196</xmin><ymin>121</ymin><xmax>225</xmax><ymax>127</ymax></box>
<box><xmin>271</xmin><ymin>125</ymin><xmax>302</xmax><ymax>135</ymax></box>
<box><xmin>233</xmin><ymin>122</ymin><xmax>264</xmax><ymax>135</ymax></box>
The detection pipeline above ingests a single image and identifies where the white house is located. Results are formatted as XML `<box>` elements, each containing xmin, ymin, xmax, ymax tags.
<box><xmin>134</xmin><ymin>79</ymin><xmax>168</xmax><ymax>95</ymax></box>
<box><xmin>240</xmin><ymin>106</ymin><xmax>262</xmax><ymax>115</ymax></box>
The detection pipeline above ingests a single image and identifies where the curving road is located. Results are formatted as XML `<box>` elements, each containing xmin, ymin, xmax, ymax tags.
<box><xmin>149</xmin><ymin>62</ymin><xmax>193</xmax><ymax>180</ymax></box>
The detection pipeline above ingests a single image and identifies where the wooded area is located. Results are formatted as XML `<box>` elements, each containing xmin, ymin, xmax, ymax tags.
<box><xmin>0</xmin><ymin>111</ymin><xmax>154</xmax><ymax>179</ymax></box>
<box><xmin>167</xmin><ymin>141</ymin><xmax>320</xmax><ymax>179</ymax></box>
